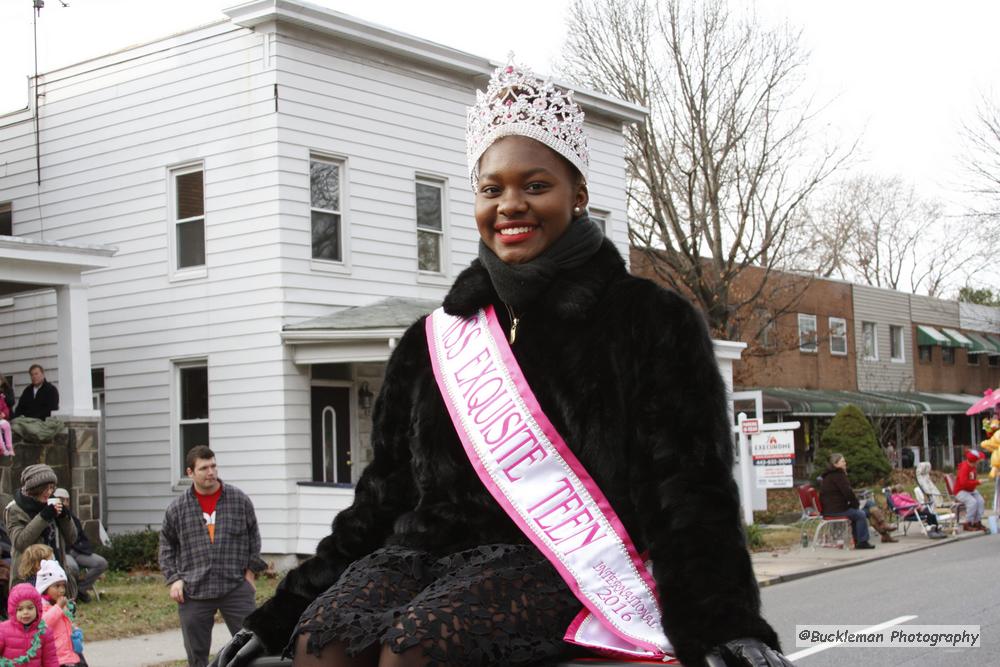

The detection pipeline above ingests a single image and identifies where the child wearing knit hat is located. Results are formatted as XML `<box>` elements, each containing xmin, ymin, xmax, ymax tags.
<box><xmin>34</xmin><ymin>560</ymin><xmax>82</xmax><ymax>667</ymax></box>
<box><xmin>0</xmin><ymin>583</ymin><xmax>58</xmax><ymax>667</ymax></box>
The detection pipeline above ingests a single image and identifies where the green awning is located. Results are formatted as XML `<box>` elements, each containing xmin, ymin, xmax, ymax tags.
<box><xmin>754</xmin><ymin>388</ymin><xmax>923</xmax><ymax>417</ymax></box>
<box><xmin>986</xmin><ymin>333</ymin><xmax>1000</xmax><ymax>352</ymax></box>
<box><xmin>752</xmin><ymin>388</ymin><xmax>978</xmax><ymax>417</ymax></box>
<box><xmin>941</xmin><ymin>327</ymin><xmax>973</xmax><ymax>349</ymax></box>
<box><xmin>916</xmin><ymin>325</ymin><xmax>950</xmax><ymax>346</ymax></box>
<box><xmin>965</xmin><ymin>332</ymin><xmax>1000</xmax><ymax>356</ymax></box>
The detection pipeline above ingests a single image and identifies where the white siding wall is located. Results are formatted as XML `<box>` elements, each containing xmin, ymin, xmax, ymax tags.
<box><xmin>266</xmin><ymin>28</ymin><xmax>630</xmax><ymax>536</ymax></box>
<box><xmin>909</xmin><ymin>294</ymin><xmax>960</xmax><ymax>327</ymax></box>
<box><xmin>0</xmin><ymin>17</ymin><xmax>633</xmax><ymax>555</ymax></box>
<box><xmin>0</xmin><ymin>23</ymin><xmax>300</xmax><ymax>549</ymax></box>
<box><xmin>852</xmin><ymin>284</ymin><xmax>915</xmax><ymax>391</ymax></box>
<box><xmin>960</xmin><ymin>302</ymin><xmax>1000</xmax><ymax>334</ymax></box>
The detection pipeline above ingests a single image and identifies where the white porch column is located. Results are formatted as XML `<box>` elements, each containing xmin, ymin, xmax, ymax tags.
<box><xmin>53</xmin><ymin>282</ymin><xmax>100</xmax><ymax>419</ymax></box>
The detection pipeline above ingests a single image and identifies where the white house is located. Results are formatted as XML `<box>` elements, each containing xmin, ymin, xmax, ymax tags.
<box><xmin>0</xmin><ymin>0</ymin><xmax>647</xmax><ymax>555</ymax></box>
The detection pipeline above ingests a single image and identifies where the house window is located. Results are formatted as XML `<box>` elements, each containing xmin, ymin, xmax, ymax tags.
<box><xmin>990</xmin><ymin>355</ymin><xmax>999</xmax><ymax>368</ymax></box>
<box><xmin>798</xmin><ymin>314</ymin><xmax>817</xmax><ymax>353</ymax></box>
<box><xmin>172</xmin><ymin>166</ymin><xmax>205</xmax><ymax>269</ymax></box>
<box><xmin>829</xmin><ymin>317</ymin><xmax>847</xmax><ymax>356</ymax></box>
<box><xmin>890</xmin><ymin>325</ymin><xmax>904</xmax><ymax>362</ymax></box>
<box><xmin>918</xmin><ymin>345</ymin><xmax>932</xmax><ymax>363</ymax></box>
<box><xmin>415</xmin><ymin>178</ymin><xmax>444</xmax><ymax>272</ymax></box>
<box><xmin>968</xmin><ymin>352</ymin><xmax>982</xmax><ymax>366</ymax></box>
<box><xmin>176</xmin><ymin>361</ymin><xmax>209</xmax><ymax>476</ymax></box>
<box><xmin>589</xmin><ymin>208</ymin><xmax>609</xmax><ymax>234</ymax></box>
<box><xmin>861</xmin><ymin>321</ymin><xmax>878</xmax><ymax>360</ymax></box>
<box><xmin>311</xmin><ymin>155</ymin><xmax>344</xmax><ymax>262</ymax></box>
<box><xmin>942</xmin><ymin>346</ymin><xmax>955</xmax><ymax>365</ymax></box>
<box><xmin>0</xmin><ymin>202</ymin><xmax>11</xmax><ymax>236</ymax></box>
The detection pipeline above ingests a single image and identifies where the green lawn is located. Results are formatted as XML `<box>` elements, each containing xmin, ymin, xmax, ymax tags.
<box><xmin>76</xmin><ymin>571</ymin><xmax>279</xmax><ymax>641</ymax></box>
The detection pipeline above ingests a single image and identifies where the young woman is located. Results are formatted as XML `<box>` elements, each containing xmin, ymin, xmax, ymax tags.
<box><xmin>213</xmin><ymin>62</ymin><xmax>791</xmax><ymax>667</ymax></box>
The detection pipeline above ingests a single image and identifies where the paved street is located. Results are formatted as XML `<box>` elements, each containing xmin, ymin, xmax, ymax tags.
<box><xmin>761</xmin><ymin>535</ymin><xmax>997</xmax><ymax>666</ymax></box>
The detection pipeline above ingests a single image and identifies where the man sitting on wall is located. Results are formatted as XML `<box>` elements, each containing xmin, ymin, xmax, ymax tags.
<box><xmin>13</xmin><ymin>365</ymin><xmax>59</xmax><ymax>420</ymax></box>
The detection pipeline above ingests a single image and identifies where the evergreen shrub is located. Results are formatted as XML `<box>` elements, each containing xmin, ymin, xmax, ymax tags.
<box><xmin>95</xmin><ymin>528</ymin><xmax>160</xmax><ymax>572</ymax></box>
<box><xmin>815</xmin><ymin>404</ymin><xmax>891</xmax><ymax>485</ymax></box>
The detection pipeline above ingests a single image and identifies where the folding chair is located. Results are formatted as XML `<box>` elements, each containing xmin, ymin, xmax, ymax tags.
<box><xmin>796</xmin><ymin>484</ymin><xmax>852</xmax><ymax>549</ymax></box>
<box><xmin>883</xmin><ymin>487</ymin><xmax>931</xmax><ymax>536</ymax></box>
<box><xmin>914</xmin><ymin>487</ymin><xmax>957</xmax><ymax>535</ymax></box>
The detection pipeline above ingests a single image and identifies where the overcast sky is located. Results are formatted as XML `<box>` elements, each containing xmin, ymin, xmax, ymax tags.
<box><xmin>2</xmin><ymin>0</ymin><xmax>998</xmax><ymax>235</ymax></box>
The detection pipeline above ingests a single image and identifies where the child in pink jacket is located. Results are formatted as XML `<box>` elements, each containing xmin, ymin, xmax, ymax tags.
<box><xmin>0</xmin><ymin>583</ymin><xmax>59</xmax><ymax>667</ymax></box>
<box><xmin>35</xmin><ymin>560</ymin><xmax>81</xmax><ymax>667</ymax></box>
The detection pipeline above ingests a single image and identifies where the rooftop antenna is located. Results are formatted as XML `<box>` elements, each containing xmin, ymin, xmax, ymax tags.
<box><xmin>32</xmin><ymin>0</ymin><xmax>69</xmax><ymax>188</ymax></box>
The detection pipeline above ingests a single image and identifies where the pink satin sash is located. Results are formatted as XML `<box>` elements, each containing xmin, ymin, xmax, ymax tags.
<box><xmin>426</xmin><ymin>306</ymin><xmax>675</xmax><ymax>662</ymax></box>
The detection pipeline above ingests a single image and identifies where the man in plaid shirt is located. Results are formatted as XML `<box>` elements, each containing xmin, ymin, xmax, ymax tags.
<box><xmin>159</xmin><ymin>446</ymin><xmax>267</xmax><ymax>667</ymax></box>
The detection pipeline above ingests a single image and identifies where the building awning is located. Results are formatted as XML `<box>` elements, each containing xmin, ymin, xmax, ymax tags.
<box><xmin>916</xmin><ymin>325</ymin><xmax>950</xmax><ymax>346</ymax></box>
<box><xmin>964</xmin><ymin>331</ymin><xmax>1000</xmax><ymax>356</ymax></box>
<box><xmin>751</xmin><ymin>388</ymin><xmax>924</xmax><ymax>417</ymax></box>
<box><xmin>940</xmin><ymin>327</ymin><xmax>973</xmax><ymax>349</ymax></box>
<box><xmin>750</xmin><ymin>388</ymin><xmax>978</xmax><ymax>417</ymax></box>
<box><xmin>986</xmin><ymin>334</ymin><xmax>1000</xmax><ymax>352</ymax></box>
<box><xmin>865</xmin><ymin>391</ymin><xmax>978</xmax><ymax>415</ymax></box>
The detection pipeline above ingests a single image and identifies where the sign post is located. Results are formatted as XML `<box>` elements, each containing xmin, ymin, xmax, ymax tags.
<box><xmin>733</xmin><ymin>414</ymin><xmax>800</xmax><ymax>524</ymax></box>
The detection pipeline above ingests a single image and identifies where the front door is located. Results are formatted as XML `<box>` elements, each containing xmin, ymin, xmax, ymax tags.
<box><xmin>311</xmin><ymin>386</ymin><xmax>352</xmax><ymax>484</ymax></box>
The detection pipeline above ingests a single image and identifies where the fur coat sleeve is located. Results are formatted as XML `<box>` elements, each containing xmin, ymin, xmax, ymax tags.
<box><xmin>623</xmin><ymin>282</ymin><xmax>779</xmax><ymax>666</ymax></box>
<box><xmin>243</xmin><ymin>325</ymin><xmax>423</xmax><ymax>653</ymax></box>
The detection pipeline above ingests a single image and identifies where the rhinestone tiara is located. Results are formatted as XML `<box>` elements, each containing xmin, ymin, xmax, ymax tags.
<box><xmin>466</xmin><ymin>58</ymin><xmax>589</xmax><ymax>188</ymax></box>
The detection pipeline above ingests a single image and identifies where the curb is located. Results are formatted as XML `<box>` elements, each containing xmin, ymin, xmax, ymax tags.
<box><xmin>754</xmin><ymin>530</ymin><xmax>985</xmax><ymax>587</ymax></box>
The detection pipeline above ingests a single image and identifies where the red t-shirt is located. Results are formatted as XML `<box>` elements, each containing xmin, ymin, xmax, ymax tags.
<box><xmin>195</xmin><ymin>484</ymin><xmax>222</xmax><ymax>543</ymax></box>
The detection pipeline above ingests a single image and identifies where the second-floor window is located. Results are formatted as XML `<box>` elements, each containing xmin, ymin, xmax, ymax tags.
<box><xmin>0</xmin><ymin>202</ymin><xmax>11</xmax><ymax>236</ymax></box>
<box><xmin>311</xmin><ymin>155</ymin><xmax>344</xmax><ymax>262</ymax></box>
<box><xmin>862</xmin><ymin>321</ymin><xmax>878</xmax><ymax>360</ymax></box>
<box><xmin>416</xmin><ymin>178</ymin><xmax>444</xmax><ymax>273</ymax></box>
<box><xmin>172</xmin><ymin>166</ymin><xmax>205</xmax><ymax>269</ymax></box>
<box><xmin>798</xmin><ymin>314</ymin><xmax>817</xmax><ymax>353</ymax></box>
<box><xmin>890</xmin><ymin>325</ymin><xmax>904</xmax><ymax>362</ymax></box>
<box><xmin>829</xmin><ymin>317</ymin><xmax>847</xmax><ymax>355</ymax></box>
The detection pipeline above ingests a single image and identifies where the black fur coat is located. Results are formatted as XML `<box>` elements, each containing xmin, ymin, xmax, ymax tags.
<box><xmin>245</xmin><ymin>240</ymin><xmax>779</xmax><ymax>666</ymax></box>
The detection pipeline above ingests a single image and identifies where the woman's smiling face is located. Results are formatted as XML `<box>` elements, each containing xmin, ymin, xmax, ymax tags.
<box><xmin>474</xmin><ymin>136</ymin><xmax>587</xmax><ymax>265</ymax></box>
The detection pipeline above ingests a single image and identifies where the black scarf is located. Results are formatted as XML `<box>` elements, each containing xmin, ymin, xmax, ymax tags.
<box><xmin>477</xmin><ymin>214</ymin><xmax>604</xmax><ymax>312</ymax></box>
<box><xmin>14</xmin><ymin>490</ymin><xmax>57</xmax><ymax>551</ymax></box>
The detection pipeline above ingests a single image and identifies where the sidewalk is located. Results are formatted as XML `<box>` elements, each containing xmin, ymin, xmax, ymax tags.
<box><xmin>752</xmin><ymin>524</ymin><xmax>986</xmax><ymax>587</ymax></box>
<box><xmin>85</xmin><ymin>621</ymin><xmax>234</xmax><ymax>667</ymax></box>
<box><xmin>86</xmin><ymin>529</ymin><xmax>987</xmax><ymax>666</ymax></box>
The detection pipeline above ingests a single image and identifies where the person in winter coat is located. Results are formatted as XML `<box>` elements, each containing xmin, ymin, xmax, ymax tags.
<box><xmin>35</xmin><ymin>560</ymin><xmax>81</xmax><ymax>666</ymax></box>
<box><xmin>818</xmin><ymin>454</ymin><xmax>877</xmax><ymax>549</ymax></box>
<box><xmin>212</xmin><ymin>60</ymin><xmax>792</xmax><ymax>667</ymax></box>
<box><xmin>52</xmin><ymin>488</ymin><xmax>107</xmax><ymax>603</ymax></box>
<box><xmin>955</xmin><ymin>449</ymin><xmax>987</xmax><ymax>531</ymax></box>
<box><xmin>5</xmin><ymin>466</ymin><xmax>77</xmax><ymax>600</ymax></box>
<box><xmin>888</xmin><ymin>485</ymin><xmax>946</xmax><ymax>539</ymax></box>
<box><xmin>0</xmin><ymin>583</ymin><xmax>59</xmax><ymax>667</ymax></box>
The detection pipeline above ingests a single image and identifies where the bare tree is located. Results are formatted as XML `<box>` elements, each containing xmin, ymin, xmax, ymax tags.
<box><xmin>808</xmin><ymin>174</ymin><xmax>983</xmax><ymax>296</ymax></box>
<box><xmin>561</xmin><ymin>0</ymin><xmax>850</xmax><ymax>338</ymax></box>
<box><xmin>962</xmin><ymin>95</ymin><xmax>1000</xmax><ymax>221</ymax></box>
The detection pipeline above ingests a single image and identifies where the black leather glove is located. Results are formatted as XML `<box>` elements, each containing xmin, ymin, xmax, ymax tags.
<box><xmin>38</xmin><ymin>503</ymin><xmax>57</xmax><ymax>522</ymax></box>
<box><xmin>209</xmin><ymin>629</ymin><xmax>266</xmax><ymax>667</ymax></box>
<box><xmin>705</xmin><ymin>638</ymin><xmax>796</xmax><ymax>667</ymax></box>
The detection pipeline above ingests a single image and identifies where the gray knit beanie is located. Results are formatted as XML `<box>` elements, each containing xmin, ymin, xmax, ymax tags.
<box><xmin>20</xmin><ymin>464</ymin><xmax>57</xmax><ymax>495</ymax></box>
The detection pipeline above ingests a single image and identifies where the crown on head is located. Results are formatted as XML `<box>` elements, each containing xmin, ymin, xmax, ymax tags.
<box><xmin>466</xmin><ymin>58</ymin><xmax>589</xmax><ymax>188</ymax></box>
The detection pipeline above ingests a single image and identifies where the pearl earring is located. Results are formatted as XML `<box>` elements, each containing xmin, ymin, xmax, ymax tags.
<box><xmin>574</xmin><ymin>206</ymin><xmax>581</xmax><ymax>215</ymax></box>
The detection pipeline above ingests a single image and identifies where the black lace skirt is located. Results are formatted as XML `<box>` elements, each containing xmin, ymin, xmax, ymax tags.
<box><xmin>289</xmin><ymin>544</ymin><xmax>584</xmax><ymax>666</ymax></box>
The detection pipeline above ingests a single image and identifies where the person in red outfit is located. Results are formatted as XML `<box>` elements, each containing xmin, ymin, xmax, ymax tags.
<box><xmin>955</xmin><ymin>450</ymin><xmax>987</xmax><ymax>532</ymax></box>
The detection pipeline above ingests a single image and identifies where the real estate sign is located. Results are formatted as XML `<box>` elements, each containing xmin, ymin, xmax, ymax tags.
<box><xmin>750</xmin><ymin>430</ymin><xmax>795</xmax><ymax>488</ymax></box>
